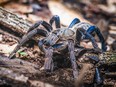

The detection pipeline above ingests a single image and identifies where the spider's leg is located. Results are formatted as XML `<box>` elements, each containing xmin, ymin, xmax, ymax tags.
<box><xmin>76</xmin><ymin>28</ymin><xmax>99</xmax><ymax>49</ymax></box>
<box><xmin>75</xmin><ymin>28</ymin><xmax>84</xmax><ymax>48</ymax></box>
<box><xmin>68</xmin><ymin>39</ymin><xmax>78</xmax><ymax>78</ymax></box>
<box><xmin>38</xmin><ymin>41</ymin><xmax>67</xmax><ymax>53</ymax></box>
<box><xmin>52</xmin><ymin>42</ymin><xmax>67</xmax><ymax>51</ymax></box>
<box><xmin>68</xmin><ymin>18</ymin><xmax>80</xmax><ymax>28</ymax></box>
<box><xmin>95</xmin><ymin>67</ymin><xmax>103</xmax><ymax>85</ymax></box>
<box><xmin>38</xmin><ymin>39</ymin><xmax>46</xmax><ymax>52</ymax></box>
<box><xmin>87</xmin><ymin>26</ymin><xmax>107</xmax><ymax>51</ymax></box>
<box><xmin>9</xmin><ymin>29</ymin><xmax>48</xmax><ymax>59</ymax></box>
<box><xmin>86</xmin><ymin>32</ymin><xmax>99</xmax><ymax>49</ymax></box>
<box><xmin>43</xmin><ymin>47</ymin><xmax>54</xmax><ymax>72</ymax></box>
<box><xmin>49</xmin><ymin>15</ymin><xmax>61</xmax><ymax>28</ymax></box>
<box><xmin>28</xmin><ymin>20</ymin><xmax>52</xmax><ymax>33</ymax></box>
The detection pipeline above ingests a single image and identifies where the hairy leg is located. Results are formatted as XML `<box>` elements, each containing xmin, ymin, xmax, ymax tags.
<box><xmin>85</xmin><ymin>32</ymin><xmax>99</xmax><ymax>49</ymax></box>
<box><xmin>75</xmin><ymin>28</ymin><xmax>99</xmax><ymax>49</ymax></box>
<box><xmin>68</xmin><ymin>18</ymin><xmax>80</xmax><ymax>28</ymax></box>
<box><xmin>44</xmin><ymin>47</ymin><xmax>54</xmax><ymax>71</ymax></box>
<box><xmin>87</xmin><ymin>26</ymin><xmax>107</xmax><ymax>51</ymax></box>
<box><xmin>49</xmin><ymin>15</ymin><xmax>61</xmax><ymax>28</ymax></box>
<box><xmin>27</xmin><ymin>20</ymin><xmax>52</xmax><ymax>33</ymax></box>
<box><xmin>9</xmin><ymin>29</ymin><xmax>47</xmax><ymax>58</ymax></box>
<box><xmin>68</xmin><ymin>39</ymin><xmax>78</xmax><ymax>78</ymax></box>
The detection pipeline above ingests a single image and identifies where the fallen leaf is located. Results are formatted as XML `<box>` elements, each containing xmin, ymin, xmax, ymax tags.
<box><xmin>0</xmin><ymin>0</ymin><xmax>9</xmax><ymax>4</ymax></box>
<box><xmin>28</xmin><ymin>14</ymin><xmax>43</xmax><ymax>23</ymax></box>
<box><xmin>4</xmin><ymin>2</ymin><xmax>33</xmax><ymax>14</ymax></box>
<box><xmin>109</xmin><ymin>25</ymin><xmax>116</xmax><ymax>31</ymax></box>
<box><xmin>109</xmin><ymin>30</ymin><xmax>116</xmax><ymax>35</ymax></box>
<box><xmin>0</xmin><ymin>34</ymin><xmax>3</xmax><ymax>42</ymax></box>
<box><xmin>107</xmin><ymin>36</ymin><xmax>115</xmax><ymax>45</ymax></box>
<box><xmin>0</xmin><ymin>43</ymin><xmax>17</xmax><ymax>56</ymax></box>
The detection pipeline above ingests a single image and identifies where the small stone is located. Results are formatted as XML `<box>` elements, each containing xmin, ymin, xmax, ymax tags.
<box><xmin>107</xmin><ymin>36</ymin><xmax>115</xmax><ymax>45</ymax></box>
<box><xmin>86</xmin><ymin>42</ymin><xmax>94</xmax><ymax>48</ymax></box>
<box><xmin>28</xmin><ymin>14</ymin><xmax>42</xmax><ymax>23</ymax></box>
<box><xmin>109</xmin><ymin>25</ymin><xmax>116</xmax><ymax>31</ymax></box>
<box><xmin>0</xmin><ymin>43</ymin><xmax>17</xmax><ymax>56</ymax></box>
<box><xmin>0</xmin><ymin>34</ymin><xmax>3</xmax><ymax>42</ymax></box>
<box><xmin>31</xmin><ymin>3</ymin><xmax>42</xmax><ymax>11</ymax></box>
<box><xmin>106</xmin><ymin>45</ymin><xmax>110</xmax><ymax>51</ymax></box>
<box><xmin>111</xmin><ymin>40</ymin><xmax>116</xmax><ymax>51</ymax></box>
<box><xmin>109</xmin><ymin>30</ymin><xmax>116</xmax><ymax>35</ymax></box>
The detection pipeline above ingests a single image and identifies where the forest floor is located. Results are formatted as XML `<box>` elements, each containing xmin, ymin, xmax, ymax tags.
<box><xmin>0</xmin><ymin>0</ymin><xmax>116</xmax><ymax>87</ymax></box>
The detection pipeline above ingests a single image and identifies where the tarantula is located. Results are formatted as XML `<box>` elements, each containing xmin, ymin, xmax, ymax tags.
<box><xmin>9</xmin><ymin>15</ymin><xmax>107</xmax><ymax>78</ymax></box>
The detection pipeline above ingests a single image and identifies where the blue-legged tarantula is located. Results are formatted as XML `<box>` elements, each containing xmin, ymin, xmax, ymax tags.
<box><xmin>9</xmin><ymin>15</ymin><xmax>107</xmax><ymax>78</ymax></box>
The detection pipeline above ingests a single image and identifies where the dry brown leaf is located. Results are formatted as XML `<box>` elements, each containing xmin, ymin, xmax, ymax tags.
<box><xmin>98</xmin><ymin>5</ymin><xmax>116</xmax><ymax>14</ymax></box>
<box><xmin>109</xmin><ymin>25</ymin><xmax>116</xmax><ymax>31</ymax></box>
<box><xmin>98</xmin><ymin>0</ymin><xmax>116</xmax><ymax>14</ymax></box>
<box><xmin>4</xmin><ymin>2</ymin><xmax>33</xmax><ymax>14</ymax></box>
<box><xmin>0</xmin><ymin>34</ymin><xmax>3</xmax><ymax>42</ymax></box>
<box><xmin>75</xmin><ymin>63</ymin><xmax>92</xmax><ymax>87</ymax></box>
<box><xmin>109</xmin><ymin>30</ymin><xmax>116</xmax><ymax>35</ymax></box>
<box><xmin>0</xmin><ymin>43</ymin><xmax>17</xmax><ymax>56</ymax></box>
<box><xmin>28</xmin><ymin>14</ymin><xmax>43</xmax><ymax>23</ymax></box>
<box><xmin>0</xmin><ymin>0</ymin><xmax>9</xmax><ymax>4</ymax></box>
<box><xmin>107</xmin><ymin>36</ymin><xmax>115</xmax><ymax>45</ymax></box>
<box><xmin>107</xmin><ymin>0</ymin><xmax>116</xmax><ymax>6</ymax></box>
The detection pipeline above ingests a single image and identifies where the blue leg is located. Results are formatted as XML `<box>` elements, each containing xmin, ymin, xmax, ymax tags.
<box><xmin>27</xmin><ymin>20</ymin><xmax>52</xmax><ymax>33</ymax></box>
<box><xmin>52</xmin><ymin>43</ymin><xmax>64</xmax><ymax>49</ymax></box>
<box><xmin>95</xmin><ymin>67</ymin><xmax>103</xmax><ymax>85</ymax></box>
<box><xmin>87</xmin><ymin>26</ymin><xmax>107</xmax><ymax>51</ymax></box>
<box><xmin>49</xmin><ymin>15</ymin><xmax>61</xmax><ymax>28</ymax></box>
<box><xmin>68</xmin><ymin>18</ymin><xmax>80</xmax><ymax>28</ymax></box>
<box><xmin>52</xmin><ymin>42</ymin><xmax>67</xmax><ymax>51</ymax></box>
<box><xmin>75</xmin><ymin>28</ymin><xmax>99</xmax><ymax>49</ymax></box>
<box><xmin>76</xmin><ymin>48</ymin><xmax>101</xmax><ymax>62</ymax></box>
<box><xmin>86</xmin><ymin>32</ymin><xmax>99</xmax><ymax>49</ymax></box>
<box><xmin>38</xmin><ymin>41</ymin><xmax>66</xmax><ymax>53</ymax></box>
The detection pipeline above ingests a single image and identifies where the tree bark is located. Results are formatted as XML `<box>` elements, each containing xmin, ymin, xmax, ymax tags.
<box><xmin>0</xmin><ymin>56</ymin><xmax>57</xmax><ymax>87</ymax></box>
<box><xmin>0</xmin><ymin>7</ymin><xmax>32</xmax><ymax>36</ymax></box>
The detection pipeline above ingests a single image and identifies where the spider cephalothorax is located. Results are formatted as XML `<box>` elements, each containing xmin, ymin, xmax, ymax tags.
<box><xmin>9</xmin><ymin>15</ymin><xmax>107</xmax><ymax>78</ymax></box>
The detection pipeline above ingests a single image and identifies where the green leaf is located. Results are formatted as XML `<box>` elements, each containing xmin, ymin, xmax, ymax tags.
<box><xmin>18</xmin><ymin>51</ymin><xmax>27</xmax><ymax>56</ymax></box>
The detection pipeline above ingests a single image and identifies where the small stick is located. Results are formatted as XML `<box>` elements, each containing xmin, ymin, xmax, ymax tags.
<box><xmin>105</xmin><ymin>72</ymin><xmax>116</xmax><ymax>77</ymax></box>
<box><xmin>68</xmin><ymin>39</ymin><xmax>78</xmax><ymax>78</ymax></box>
<box><xmin>75</xmin><ymin>63</ymin><xmax>92</xmax><ymax>87</ymax></box>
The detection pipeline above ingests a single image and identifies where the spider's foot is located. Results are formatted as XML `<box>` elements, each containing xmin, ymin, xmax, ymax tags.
<box><xmin>95</xmin><ymin>68</ymin><xmax>103</xmax><ymax>85</ymax></box>
<box><xmin>43</xmin><ymin>57</ymin><xmax>54</xmax><ymax>72</ymax></box>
